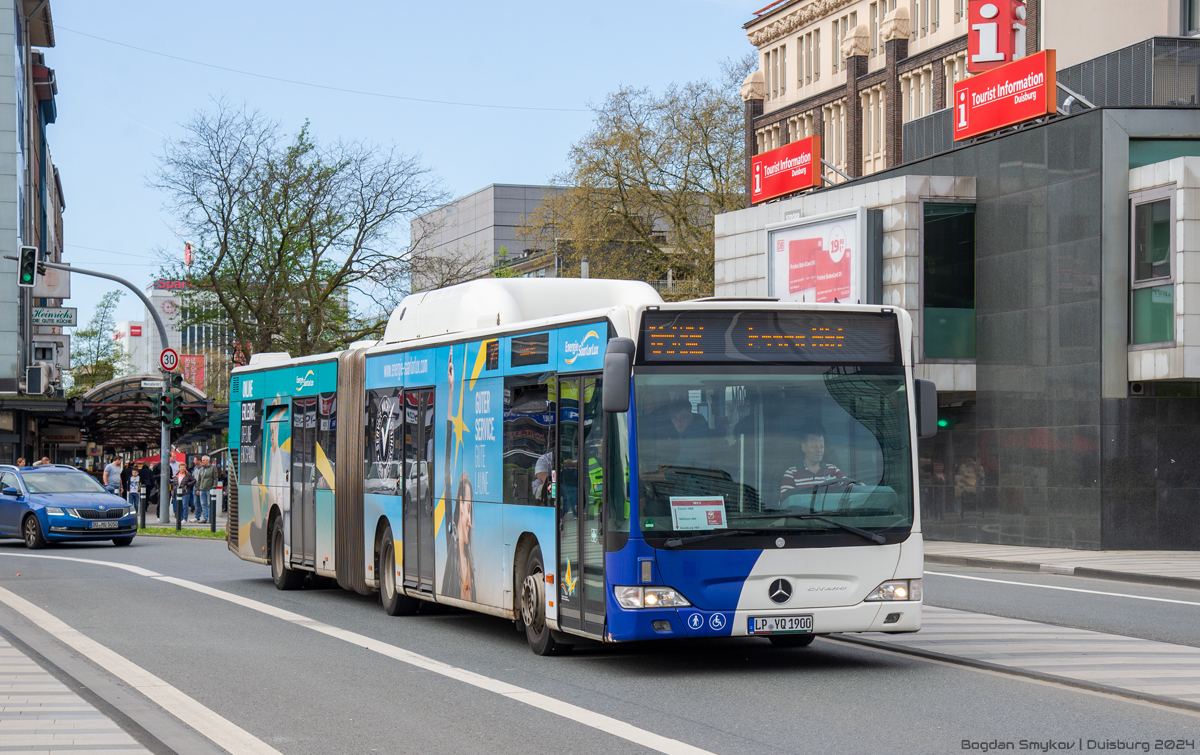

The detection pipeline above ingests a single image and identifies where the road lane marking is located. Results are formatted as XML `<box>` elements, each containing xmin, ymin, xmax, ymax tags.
<box><xmin>0</xmin><ymin>551</ymin><xmax>161</xmax><ymax>577</ymax></box>
<box><xmin>926</xmin><ymin>570</ymin><xmax>1200</xmax><ymax>607</ymax></box>
<box><xmin>0</xmin><ymin>583</ymin><xmax>282</xmax><ymax>755</ymax></box>
<box><xmin>0</xmin><ymin>552</ymin><xmax>715</xmax><ymax>755</ymax></box>
<box><xmin>156</xmin><ymin>576</ymin><xmax>714</xmax><ymax>755</ymax></box>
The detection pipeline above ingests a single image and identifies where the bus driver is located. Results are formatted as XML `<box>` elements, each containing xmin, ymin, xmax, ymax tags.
<box><xmin>778</xmin><ymin>429</ymin><xmax>848</xmax><ymax>504</ymax></box>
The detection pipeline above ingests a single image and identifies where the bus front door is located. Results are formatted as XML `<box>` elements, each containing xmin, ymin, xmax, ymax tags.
<box><xmin>556</xmin><ymin>376</ymin><xmax>606</xmax><ymax>638</ymax></box>
<box><xmin>403</xmin><ymin>389</ymin><xmax>436</xmax><ymax>593</ymax></box>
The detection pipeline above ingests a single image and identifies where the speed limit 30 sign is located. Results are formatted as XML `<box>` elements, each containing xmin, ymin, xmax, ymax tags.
<box><xmin>160</xmin><ymin>348</ymin><xmax>179</xmax><ymax>372</ymax></box>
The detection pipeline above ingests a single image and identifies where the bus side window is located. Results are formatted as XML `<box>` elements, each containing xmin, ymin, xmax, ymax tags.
<box><xmin>503</xmin><ymin>375</ymin><xmax>556</xmax><ymax>506</ymax></box>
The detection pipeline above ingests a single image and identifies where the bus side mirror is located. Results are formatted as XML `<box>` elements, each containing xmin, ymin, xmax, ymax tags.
<box><xmin>602</xmin><ymin>338</ymin><xmax>635</xmax><ymax>413</ymax></box>
<box><xmin>915</xmin><ymin>378</ymin><xmax>938</xmax><ymax>438</ymax></box>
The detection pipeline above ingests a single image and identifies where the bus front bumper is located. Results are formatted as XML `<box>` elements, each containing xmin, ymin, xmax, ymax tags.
<box><xmin>605</xmin><ymin>601</ymin><xmax>922</xmax><ymax>641</ymax></box>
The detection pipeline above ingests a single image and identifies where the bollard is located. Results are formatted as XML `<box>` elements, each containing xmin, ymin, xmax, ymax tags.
<box><xmin>175</xmin><ymin>488</ymin><xmax>182</xmax><ymax>532</ymax></box>
<box><xmin>138</xmin><ymin>494</ymin><xmax>146</xmax><ymax>531</ymax></box>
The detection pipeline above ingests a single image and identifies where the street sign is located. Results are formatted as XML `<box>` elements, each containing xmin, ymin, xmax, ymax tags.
<box><xmin>953</xmin><ymin>49</ymin><xmax>1056</xmax><ymax>141</ymax></box>
<box><xmin>140</xmin><ymin>379</ymin><xmax>164</xmax><ymax>390</ymax></box>
<box><xmin>751</xmin><ymin>135</ymin><xmax>823</xmax><ymax>204</ymax></box>
<box><xmin>160</xmin><ymin>348</ymin><xmax>179</xmax><ymax>372</ymax></box>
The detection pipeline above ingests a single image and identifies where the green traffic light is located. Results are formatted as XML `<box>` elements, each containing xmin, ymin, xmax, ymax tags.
<box><xmin>937</xmin><ymin>418</ymin><xmax>950</xmax><ymax>428</ymax></box>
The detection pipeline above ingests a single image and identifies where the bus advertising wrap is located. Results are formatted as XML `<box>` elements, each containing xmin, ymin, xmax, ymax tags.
<box><xmin>751</xmin><ymin>135</ymin><xmax>822</xmax><ymax>204</ymax></box>
<box><xmin>954</xmin><ymin>49</ymin><xmax>1056</xmax><ymax>141</ymax></box>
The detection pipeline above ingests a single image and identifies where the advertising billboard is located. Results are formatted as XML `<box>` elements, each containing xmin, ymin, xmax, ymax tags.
<box><xmin>751</xmin><ymin>135</ymin><xmax>823</xmax><ymax>204</ymax></box>
<box><xmin>953</xmin><ymin>49</ymin><xmax>1056</xmax><ymax>141</ymax></box>
<box><xmin>767</xmin><ymin>209</ymin><xmax>867</xmax><ymax>304</ymax></box>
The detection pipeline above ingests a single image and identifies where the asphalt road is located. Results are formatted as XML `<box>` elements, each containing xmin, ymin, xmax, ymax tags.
<box><xmin>1</xmin><ymin>536</ymin><xmax>1199</xmax><ymax>755</ymax></box>
<box><xmin>925</xmin><ymin>564</ymin><xmax>1200</xmax><ymax>647</ymax></box>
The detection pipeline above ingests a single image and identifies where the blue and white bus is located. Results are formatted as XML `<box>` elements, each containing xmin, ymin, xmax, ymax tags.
<box><xmin>227</xmin><ymin>278</ymin><xmax>936</xmax><ymax>654</ymax></box>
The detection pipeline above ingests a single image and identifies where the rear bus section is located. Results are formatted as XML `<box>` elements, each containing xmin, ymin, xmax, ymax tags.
<box><xmin>598</xmin><ymin>304</ymin><xmax>931</xmax><ymax>645</ymax></box>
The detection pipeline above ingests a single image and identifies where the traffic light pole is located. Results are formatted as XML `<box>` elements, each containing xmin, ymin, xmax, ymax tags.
<box><xmin>6</xmin><ymin>257</ymin><xmax>176</xmax><ymax>525</ymax></box>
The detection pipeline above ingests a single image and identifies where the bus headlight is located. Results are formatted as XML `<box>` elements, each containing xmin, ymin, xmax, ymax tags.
<box><xmin>865</xmin><ymin>579</ymin><xmax>921</xmax><ymax>601</ymax></box>
<box><xmin>614</xmin><ymin>586</ymin><xmax>691</xmax><ymax>609</ymax></box>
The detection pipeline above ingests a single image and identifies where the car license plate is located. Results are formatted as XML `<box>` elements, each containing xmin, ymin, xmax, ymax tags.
<box><xmin>749</xmin><ymin>615</ymin><xmax>813</xmax><ymax>634</ymax></box>
<box><xmin>90</xmin><ymin>521</ymin><xmax>118</xmax><ymax>529</ymax></box>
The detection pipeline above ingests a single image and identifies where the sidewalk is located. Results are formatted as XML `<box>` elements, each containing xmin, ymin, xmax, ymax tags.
<box><xmin>141</xmin><ymin>497</ymin><xmax>228</xmax><ymax>534</ymax></box>
<box><xmin>925</xmin><ymin>540</ymin><xmax>1200</xmax><ymax>589</ymax></box>
<box><xmin>0</xmin><ymin>634</ymin><xmax>149</xmax><ymax>753</ymax></box>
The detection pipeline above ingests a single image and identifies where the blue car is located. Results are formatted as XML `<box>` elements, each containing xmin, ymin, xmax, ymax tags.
<box><xmin>0</xmin><ymin>465</ymin><xmax>137</xmax><ymax>549</ymax></box>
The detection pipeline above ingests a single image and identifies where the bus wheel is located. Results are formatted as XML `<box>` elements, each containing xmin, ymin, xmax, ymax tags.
<box><xmin>521</xmin><ymin>545</ymin><xmax>572</xmax><ymax>656</ymax></box>
<box><xmin>270</xmin><ymin>518</ymin><xmax>304</xmax><ymax>591</ymax></box>
<box><xmin>380</xmin><ymin>526</ymin><xmax>419</xmax><ymax>616</ymax></box>
<box><xmin>768</xmin><ymin>634</ymin><xmax>816</xmax><ymax>648</ymax></box>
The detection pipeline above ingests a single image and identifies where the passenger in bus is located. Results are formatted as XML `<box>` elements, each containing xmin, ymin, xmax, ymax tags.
<box><xmin>531</xmin><ymin>451</ymin><xmax>553</xmax><ymax>503</ymax></box>
<box><xmin>778</xmin><ymin>429</ymin><xmax>849</xmax><ymax>506</ymax></box>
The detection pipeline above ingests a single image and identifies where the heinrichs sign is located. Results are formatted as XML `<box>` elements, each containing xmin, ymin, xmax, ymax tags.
<box><xmin>751</xmin><ymin>135</ymin><xmax>823</xmax><ymax>204</ymax></box>
<box><xmin>953</xmin><ymin>49</ymin><xmax>1056</xmax><ymax>141</ymax></box>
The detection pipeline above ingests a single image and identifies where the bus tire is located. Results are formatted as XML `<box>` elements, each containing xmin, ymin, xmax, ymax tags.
<box><xmin>379</xmin><ymin>526</ymin><xmax>419</xmax><ymax>616</ymax></box>
<box><xmin>521</xmin><ymin>545</ymin><xmax>572</xmax><ymax>656</ymax></box>
<box><xmin>270</xmin><ymin>517</ymin><xmax>304</xmax><ymax>591</ymax></box>
<box><xmin>767</xmin><ymin>633</ymin><xmax>816</xmax><ymax>648</ymax></box>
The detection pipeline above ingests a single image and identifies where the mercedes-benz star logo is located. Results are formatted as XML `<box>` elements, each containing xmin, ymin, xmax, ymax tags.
<box><xmin>769</xmin><ymin>578</ymin><xmax>793</xmax><ymax>605</ymax></box>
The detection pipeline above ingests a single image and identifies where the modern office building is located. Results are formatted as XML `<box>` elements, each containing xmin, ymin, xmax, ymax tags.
<box><xmin>410</xmin><ymin>184</ymin><xmax>565</xmax><ymax>291</ymax></box>
<box><xmin>0</xmin><ymin>0</ymin><xmax>68</xmax><ymax>463</ymax></box>
<box><xmin>718</xmin><ymin>3</ymin><xmax>1200</xmax><ymax>550</ymax></box>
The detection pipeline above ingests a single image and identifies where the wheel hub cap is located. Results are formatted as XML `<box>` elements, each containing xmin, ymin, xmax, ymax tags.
<box><xmin>522</xmin><ymin>572</ymin><xmax>544</xmax><ymax>628</ymax></box>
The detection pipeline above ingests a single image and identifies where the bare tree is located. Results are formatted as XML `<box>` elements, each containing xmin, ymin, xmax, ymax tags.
<box><xmin>520</xmin><ymin>54</ymin><xmax>755</xmax><ymax>301</ymax></box>
<box><xmin>153</xmin><ymin>99</ymin><xmax>448</xmax><ymax>358</ymax></box>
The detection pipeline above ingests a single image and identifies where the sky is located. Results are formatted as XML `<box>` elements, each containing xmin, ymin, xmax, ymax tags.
<box><xmin>47</xmin><ymin>0</ymin><xmax>754</xmax><ymax>333</ymax></box>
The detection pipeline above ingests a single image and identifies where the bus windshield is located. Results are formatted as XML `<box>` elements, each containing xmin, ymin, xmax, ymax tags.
<box><xmin>633</xmin><ymin>368</ymin><xmax>913</xmax><ymax>543</ymax></box>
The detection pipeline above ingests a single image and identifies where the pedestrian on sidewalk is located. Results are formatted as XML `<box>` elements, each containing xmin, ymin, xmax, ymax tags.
<box><xmin>194</xmin><ymin>455</ymin><xmax>217</xmax><ymax>524</ymax></box>
<box><xmin>15</xmin><ymin>457</ymin><xmax>25</xmax><ymax>467</ymax></box>
<box><xmin>178</xmin><ymin>464</ymin><xmax>196</xmax><ymax>522</ymax></box>
<box><xmin>127</xmin><ymin>464</ymin><xmax>142</xmax><ymax>515</ymax></box>
<box><xmin>103</xmin><ymin>458</ymin><xmax>123</xmax><ymax>495</ymax></box>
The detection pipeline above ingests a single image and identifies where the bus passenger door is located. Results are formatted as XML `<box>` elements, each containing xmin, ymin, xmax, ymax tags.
<box><xmin>556</xmin><ymin>376</ymin><xmax>605</xmax><ymax>637</ymax></box>
<box><xmin>290</xmin><ymin>398</ymin><xmax>317</xmax><ymax>566</ymax></box>
<box><xmin>403</xmin><ymin>389</ymin><xmax>436</xmax><ymax>593</ymax></box>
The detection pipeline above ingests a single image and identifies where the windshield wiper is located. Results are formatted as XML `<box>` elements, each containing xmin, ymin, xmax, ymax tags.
<box><xmin>728</xmin><ymin>512</ymin><xmax>887</xmax><ymax>544</ymax></box>
<box><xmin>663</xmin><ymin>529</ymin><xmax>764</xmax><ymax>548</ymax></box>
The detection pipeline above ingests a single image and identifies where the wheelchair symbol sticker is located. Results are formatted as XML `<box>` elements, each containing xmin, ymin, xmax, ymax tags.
<box><xmin>687</xmin><ymin>613</ymin><xmax>704</xmax><ymax>630</ymax></box>
<box><xmin>709</xmin><ymin>613</ymin><xmax>726</xmax><ymax>631</ymax></box>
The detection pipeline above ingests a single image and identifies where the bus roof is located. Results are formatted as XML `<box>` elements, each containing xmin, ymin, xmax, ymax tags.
<box><xmin>381</xmin><ymin>278</ymin><xmax>662</xmax><ymax>345</ymax></box>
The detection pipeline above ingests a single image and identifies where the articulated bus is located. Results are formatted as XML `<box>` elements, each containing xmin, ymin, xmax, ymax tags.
<box><xmin>227</xmin><ymin>278</ymin><xmax>936</xmax><ymax>654</ymax></box>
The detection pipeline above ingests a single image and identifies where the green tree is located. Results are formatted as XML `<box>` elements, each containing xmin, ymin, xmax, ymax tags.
<box><xmin>68</xmin><ymin>290</ymin><xmax>127</xmax><ymax>397</ymax></box>
<box><xmin>520</xmin><ymin>54</ymin><xmax>754</xmax><ymax>301</ymax></box>
<box><xmin>153</xmin><ymin>100</ymin><xmax>448</xmax><ymax>360</ymax></box>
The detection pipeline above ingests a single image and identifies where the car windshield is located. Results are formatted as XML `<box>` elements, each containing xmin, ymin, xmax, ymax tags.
<box><xmin>634</xmin><ymin>368</ymin><xmax>914</xmax><ymax>541</ymax></box>
<box><xmin>21</xmin><ymin>471</ymin><xmax>108</xmax><ymax>494</ymax></box>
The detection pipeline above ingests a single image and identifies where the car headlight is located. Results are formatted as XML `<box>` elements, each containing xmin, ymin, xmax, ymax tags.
<box><xmin>865</xmin><ymin>579</ymin><xmax>921</xmax><ymax>601</ymax></box>
<box><xmin>44</xmin><ymin>507</ymin><xmax>65</xmax><ymax>515</ymax></box>
<box><xmin>613</xmin><ymin>586</ymin><xmax>692</xmax><ymax>609</ymax></box>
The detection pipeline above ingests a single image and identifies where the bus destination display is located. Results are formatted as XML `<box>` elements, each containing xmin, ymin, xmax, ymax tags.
<box><xmin>640</xmin><ymin>310</ymin><xmax>897</xmax><ymax>364</ymax></box>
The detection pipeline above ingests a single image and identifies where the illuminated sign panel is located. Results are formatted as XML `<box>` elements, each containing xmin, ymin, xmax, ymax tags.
<box><xmin>953</xmin><ymin>49</ymin><xmax>1056</xmax><ymax>141</ymax></box>
<box><xmin>638</xmin><ymin>310</ymin><xmax>898</xmax><ymax>365</ymax></box>
<box><xmin>767</xmin><ymin>208</ymin><xmax>867</xmax><ymax>304</ymax></box>
<box><xmin>968</xmin><ymin>0</ymin><xmax>1027</xmax><ymax>74</ymax></box>
<box><xmin>751</xmin><ymin>135</ymin><xmax>823</xmax><ymax>204</ymax></box>
<box><xmin>511</xmin><ymin>333</ymin><xmax>549</xmax><ymax>367</ymax></box>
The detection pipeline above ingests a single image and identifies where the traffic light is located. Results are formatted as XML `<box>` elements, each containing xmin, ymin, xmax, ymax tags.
<box><xmin>168</xmin><ymin>373</ymin><xmax>183</xmax><ymax>390</ymax></box>
<box><xmin>159</xmin><ymin>392</ymin><xmax>172</xmax><ymax>423</ymax></box>
<box><xmin>166</xmin><ymin>394</ymin><xmax>184</xmax><ymax>427</ymax></box>
<box><xmin>17</xmin><ymin>246</ymin><xmax>38</xmax><ymax>288</ymax></box>
<box><xmin>149</xmin><ymin>393</ymin><xmax>162</xmax><ymax>420</ymax></box>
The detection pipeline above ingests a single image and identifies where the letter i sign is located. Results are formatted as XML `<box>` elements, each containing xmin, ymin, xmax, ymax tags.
<box><xmin>957</xmin><ymin>89</ymin><xmax>969</xmax><ymax>130</ymax></box>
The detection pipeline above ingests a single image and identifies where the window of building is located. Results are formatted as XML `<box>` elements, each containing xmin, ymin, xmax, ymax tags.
<box><xmin>922</xmin><ymin>203</ymin><xmax>977</xmax><ymax>360</ymax></box>
<box><xmin>931</xmin><ymin>0</ymin><xmax>939</xmax><ymax>31</ymax></box>
<box><xmin>814</xmin><ymin>29</ymin><xmax>821</xmax><ymax>80</ymax></box>
<box><xmin>1130</xmin><ymin>187</ymin><xmax>1175</xmax><ymax>346</ymax></box>
<box><xmin>871</xmin><ymin>3</ymin><xmax>879</xmax><ymax>55</ymax></box>
<box><xmin>833</xmin><ymin>20</ymin><xmax>842</xmax><ymax>73</ymax></box>
<box><xmin>780</xmin><ymin>45</ymin><xmax>787</xmax><ymax>96</ymax></box>
<box><xmin>1190</xmin><ymin>0</ymin><xmax>1200</xmax><ymax>33</ymax></box>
